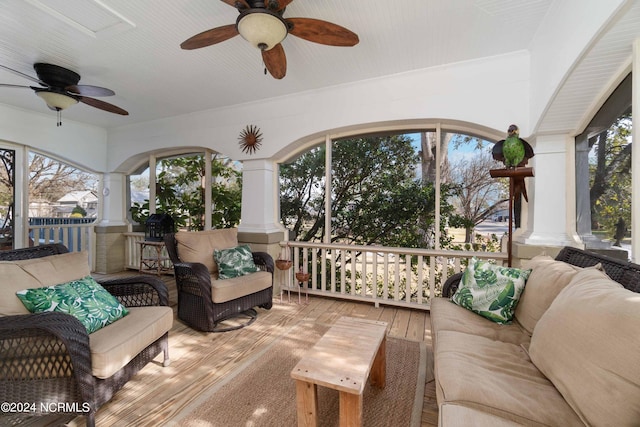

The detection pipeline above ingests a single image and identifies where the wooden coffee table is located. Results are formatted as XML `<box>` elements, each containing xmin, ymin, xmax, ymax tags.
<box><xmin>291</xmin><ymin>316</ymin><xmax>388</xmax><ymax>427</ymax></box>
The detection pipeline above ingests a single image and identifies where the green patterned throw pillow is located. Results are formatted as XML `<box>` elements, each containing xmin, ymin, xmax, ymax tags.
<box><xmin>214</xmin><ymin>244</ymin><xmax>259</xmax><ymax>279</ymax></box>
<box><xmin>451</xmin><ymin>258</ymin><xmax>531</xmax><ymax>324</ymax></box>
<box><xmin>16</xmin><ymin>276</ymin><xmax>129</xmax><ymax>334</ymax></box>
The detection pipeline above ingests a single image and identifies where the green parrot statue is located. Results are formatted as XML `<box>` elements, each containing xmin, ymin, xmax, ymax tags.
<box><xmin>502</xmin><ymin>125</ymin><xmax>525</xmax><ymax>168</ymax></box>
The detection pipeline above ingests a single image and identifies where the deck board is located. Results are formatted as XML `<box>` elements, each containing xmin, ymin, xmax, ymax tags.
<box><xmin>16</xmin><ymin>272</ymin><xmax>437</xmax><ymax>426</ymax></box>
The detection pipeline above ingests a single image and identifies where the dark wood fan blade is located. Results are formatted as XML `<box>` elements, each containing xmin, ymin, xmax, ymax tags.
<box><xmin>287</xmin><ymin>18</ymin><xmax>359</xmax><ymax>46</ymax></box>
<box><xmin>220</xmin><ymin>0</ymin><xmax>250</xmax><ymax>9</ymax></box>
<box><xmin>67</xmin><ymin>85</ymin><xmax>115</xmax><ymax>97</ymax></box>
<box><xmin>0</xmin><ymin>64</ymin><xmax>44</xmax><ymax>85</ymax></box>
<box><xmin>181</xmin><ymin>24</ymin><xmax>239</xmax><ymax>50</ymax></box>
<box><xmin>262</xmin><ymin>44</ymin><xmax>287</xmax><ymax>79</ymax></box>
<box><xmin>79</xmin><ymin>97</ymin><xmax>128</xmax><ymax>115</ymax></box>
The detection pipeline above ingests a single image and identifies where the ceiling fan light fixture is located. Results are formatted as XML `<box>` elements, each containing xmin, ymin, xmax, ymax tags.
<box><xmin>36</xmin><ymin>91</ymin><xmax>78</xmax><ymax>111</ymax></box>
<box><xmin>237</xmin><ymin>9</ymin><xmax>287</xmax><ymax>51</ymax></box>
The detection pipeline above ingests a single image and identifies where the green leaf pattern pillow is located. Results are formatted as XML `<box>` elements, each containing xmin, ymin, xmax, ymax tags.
<box><xmin>214</xmin><ymin>244</ymin><xmax>259</xmax><ymax>279</ymax></box>
<box><xmin>451</xmin><ymin>258</ymin><xmax>531</xmax><ymax>324</ymax></box>
<box><xmin>16</xmin><ymin>276</ymin><xmax>129</xmax><ymax>334</ymax></box>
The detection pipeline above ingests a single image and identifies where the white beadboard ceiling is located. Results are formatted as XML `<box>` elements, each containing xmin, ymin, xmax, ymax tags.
<box><xmin>0</xmin><ymin>0</ymin><xmax>633</xmax><ymax>132</ymax></box>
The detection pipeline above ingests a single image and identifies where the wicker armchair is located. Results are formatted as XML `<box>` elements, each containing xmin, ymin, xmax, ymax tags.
<box><xmin>0</xmin><ymin>244</ymin><xmax>171</xmax><ymax>427</ymax></box>
<box><xmin>441</xmin><ymin>246</ymin><xmax>640</xmax><ymax>297</ymax></box>
<box><xmin>164</xmin><ymin>231</ymin><xmax>274</xmax><ymax>332</ymax></box>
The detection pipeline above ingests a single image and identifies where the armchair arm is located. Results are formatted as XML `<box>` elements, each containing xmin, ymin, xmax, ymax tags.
<box><xmin>172</xmin><ymin>261</ymin><xmax>213</xmax><ymax>298</ymax></box>
<box><xmin>0</xmin><ymin>312</ymin><xmax>95</xmax><ymax>410</ymax></box>
<box><xmin>98</xmin><ymin>276</ymin><xmax>169</xmax><ymax>307</ymax></box>
<box><xmin>442</xmin><ymin>272</ymin><xmax>463</xmax><ymax>298</ymax></box>
<box><xmin>252</xmin><ymin>251</ymin><xmax>274</xmax><ymax>274</ymax></box>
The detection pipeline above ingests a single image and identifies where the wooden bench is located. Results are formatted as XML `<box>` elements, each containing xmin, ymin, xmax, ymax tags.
<box><xmin>291</xmin><ymin>316</ymin><xmax>388</xmax><ymax>426</ymax></box>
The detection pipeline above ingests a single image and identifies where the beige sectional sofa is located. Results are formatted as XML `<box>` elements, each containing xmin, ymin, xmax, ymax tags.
<box><xmin>431</xmin><ymin>246</ymin><xmax>640</xmax><ymax>426</ymax></box>
<box><xmin>0</xmin><ymin>245</ymin><xmax>173</xmax><ymax>427</ymax></box>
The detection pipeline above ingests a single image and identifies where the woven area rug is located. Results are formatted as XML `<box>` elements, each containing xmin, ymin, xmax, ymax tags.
<box><xmin>171</xmin><ymin>321</ymin><xmax>427</xmax><ymax>427</ymax></box>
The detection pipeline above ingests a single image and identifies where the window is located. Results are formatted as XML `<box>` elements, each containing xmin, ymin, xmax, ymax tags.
<box><xmin>279</xmin><ymin>125</ymin><xmax>504</xmax><ymax>251</ymax></box>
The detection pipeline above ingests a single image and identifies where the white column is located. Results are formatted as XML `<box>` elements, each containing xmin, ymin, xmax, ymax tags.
<box><xmin>99</xmin><ymin>172</ymin><xmax>128</xmax><ymax>226</ymax></box>
<box><xmin>149</xmin><ymin>155</ymin><xmax>157</xmax><ymax>214</ymax></box>
<box><xmin>519</xmin><ymin>134</ymin><xmax>581</xmax><ymax>247</ymax></box>
<box><xmin>14</xmin><ymin>146</ymin><xmax>27</xmax><ymax>248</ymax></box>
<box><xmin>238</xmin><ymin>159</ymin><xmax>281</xmax><ymax>234</ymax></box>
<box><xmin>204</xmin><ymin>150</ymin><xmax>212</xmax><ymax>230</ymax></box>
<box><xmin>632</xmin><ymin>38</ymin><xmax>640</xmax><ymax>262</ymax></box>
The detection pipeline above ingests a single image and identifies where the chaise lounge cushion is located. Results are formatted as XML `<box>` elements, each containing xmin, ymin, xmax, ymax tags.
<box><xmin>0</xmin><ymin>251</ymin><xmax>91</xmax><ymax>316</ymax></box>
<box><xmin>210</xmin><ymin>271</ymin><xmax>272</xmax><ymax>303</ymax></box>
<box><xmin>514</xmin><ymin>255</ymin><xmax>583</xmax><ymax>335</ymax></box>
<box><xmin>89</xmin><ymin>305</ymin><xmax>173</xmax><ymax>379</ymax></box>
<box><xmin>529</xmin><ymin>267</ymin><xmax>640</xmax><ymax>426</ymax></box>
<box><xmin>175</xmin><ymin>228</ymin><xmax>238</xmax><ymax>274</ymax></box>
<box><xmin>434</xmin><ymin>330</ymin><xmax>583</xmax><ymax>425</ymax></box>
<box><xmin>16</xmin><ymin>251</ymin><xmax>91</xmax><ymax>285</ymax></box>
<box><xmin>429</xmin><ymin>298</ymin><xmax>530</xmax><ymax>347</ymax></box>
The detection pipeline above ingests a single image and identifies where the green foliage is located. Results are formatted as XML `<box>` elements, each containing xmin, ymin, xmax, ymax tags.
<box><xmin>130</xmin><ymin>154</ymin><xmax>241</xmax><ymax>230</ymax></box>
<box><xmin>589</xmin><ymin>113</ymin><xmax>631</xmax><ymax>240</ymax></box>
<box><xmin>71</xmin><ymin>205</ymin><xmax>87</xmax><ymax>217</ymax></box>
<box><xmin>280</xmin><ymin>135</ymin><xmax>458</xmax><ymax>249</ymax></box>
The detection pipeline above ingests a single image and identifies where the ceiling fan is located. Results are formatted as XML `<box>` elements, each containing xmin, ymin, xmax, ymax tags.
<box><xmin>181</xmin><ymin>0</ymin><xmax>359</xmax><ymax>79</ymax></box>
<box><xmin>0</xmin><ymin>63</ymin><xmax>128</xmax><ymax>126</ymax></box>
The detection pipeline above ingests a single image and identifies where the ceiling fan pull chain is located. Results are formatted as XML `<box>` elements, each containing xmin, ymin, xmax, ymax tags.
<box><xmin>57</xmin><ymin>110</ymin><xmax>62</xmax><ymax>127</ymax></box>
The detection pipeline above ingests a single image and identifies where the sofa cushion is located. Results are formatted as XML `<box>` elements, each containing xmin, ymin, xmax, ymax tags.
<box><xmin>89</xmin><ymin>306</ymin><xmax>173</xmax><ymax>379</ymax></box>
<box><xmin>430</xmin><ymin>298</ymin><xmax>530</xmax><ymax>347</ymax></box>
<box><xmin>16</xmin><ymin>276</ymin><xmax>129</xmax><ymax>334</ymax></box>
<box><xmin>529</xmin><ymin>267</ymin><xmax>640</xmax><ymax>426</ymax></box>
<box><xmin>514</xmin><ymin>255</ymin><xmax>582</xmax><ymax>335</ymax></box>
<box><xmin>211</xmin><ymin>270</ymin><xmax>272</xmax><ymax>303</ymax></box>
<box><xmin>214</xmin><ymin>244</ymin><xmax>258</xmax><ymax>279</ymax></box>
<box><xmin>434</xmin><ymin>330</ymin><xmax>583</xmax><ymax>426</ymax></box>
<box><xmin>175</xmin><ymin>229</ymin><xmax>238</xmax><ymax>274</ymax></box>
<box><xmin>15</xmin><ymin>251</ymin><xmax>91</xmax><ymax>286</ymax></box>
<box><xmin>439</xmin><ymin>403</ymin><xmax>527</xmax><ymax>427</ymax></box>
<box><xmin>451</xmin><ymin>258</ymin><xmax>531</xmax><ymax>324</ymax></box>
<box><xmin>0</xmin><ymin>262</ymin><xmax>42</xmax><ymax>315</ymax></box>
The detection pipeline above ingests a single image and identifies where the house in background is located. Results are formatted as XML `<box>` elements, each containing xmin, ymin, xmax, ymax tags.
<box><xmin>56</xmin><ymin>191</ymin><xmax>98</xmax><ymax>218</ymax></box>
<box><xmin>28</xmin><ymin>191</ymin><xmax>98</xmax><ymax>219</ymax></box>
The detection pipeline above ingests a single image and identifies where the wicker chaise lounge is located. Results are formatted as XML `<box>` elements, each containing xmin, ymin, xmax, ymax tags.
<box><xmin>164</xmin><ymin>229</ymin><xmax>274</xmax><ymax>332</ymax></box>
<box><xmin>0</xmin><ymin>244</ymin><xmax>172</xmax><ymax>427</ymax></box>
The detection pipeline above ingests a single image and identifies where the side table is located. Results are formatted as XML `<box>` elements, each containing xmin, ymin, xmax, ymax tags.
<box><xmin>137</xmin><ymin>240</ymin><xmax>172</xmax><ymax>275</ymax></box>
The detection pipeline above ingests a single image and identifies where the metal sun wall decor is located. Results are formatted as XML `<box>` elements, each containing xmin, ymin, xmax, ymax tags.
<box><xmin>238</xmin><ymin>124</ymin><xmax>263</xmax><ymax>154</ymax></box>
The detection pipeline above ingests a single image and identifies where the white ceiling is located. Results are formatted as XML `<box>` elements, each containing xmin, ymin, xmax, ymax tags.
<box><xmin>0</xmin><ymin>0</ymin><xmax>563</xmax><ymax>129</ymax></box>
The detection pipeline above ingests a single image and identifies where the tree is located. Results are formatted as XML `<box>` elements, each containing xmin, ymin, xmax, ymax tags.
<box><xmin>0</xmin><ymin>153</ymin><xmax>95</xmax><ymax>205</ymax></box>
<box><xmin>71</xmin><ymin>205</ymin><xmax>87</xmax><ymax>217</ymax></box>
<box><xmin>589</xmin><ymin>113</ymin><xmax>632</xmax><ymax>239</ymax></box>
<box><xmin>131</xmin><ymin>154</ymin><xmax>242</xmax><ymax>230</ymax></box>
<box><xmin>448</xmin><ymin>150</ymin><xmax>507</xmax><ymax>242</ymax></box>
<box><xmin>280</xmin><ymin>135</ymin><xmax>457</xmax><ymax>248</ymax></box>
<box><xmin>26</xmin><ymin>154</ymin><xmax>96</xmax><ymax>202</ymax></box>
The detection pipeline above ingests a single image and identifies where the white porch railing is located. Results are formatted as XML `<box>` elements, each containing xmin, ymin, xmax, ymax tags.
<box><xmin>28</xmin><ymin>222</ymin><xmax>96</xmax><ymax>269</ymax></box>
<box><xmin>124</xmin><ymin>232</ymin><xmax>146</xmax><ymax>270</ymax></box>
<box><xmin>121</xmin><ymin>233</ymin><xmax>508</xmax><ymax>310</ymax></box>
<box><xmin>278</xmin><ymin>241</ymin><xmax>508</xmax><ymax>310</ymax></box>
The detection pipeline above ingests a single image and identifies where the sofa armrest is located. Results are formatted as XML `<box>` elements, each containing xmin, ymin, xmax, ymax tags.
<box><xmin>442</xmin><ymin>272</ymin><xmax>463</xmax><ymax>298</ymax></box>
<box><xmin>0</xmin><ymin>312</ymin><xmax>95</xmax><ymax>406</ymax></box>
<box><xmin>252</xmin><ymin>251</ymin><xmax>274</xmax><ymax>274</ymax></box>
<box><xmin>98</xmin><ymin>276</ymin><xmax>169</xmax><ymax>307</ymax></box>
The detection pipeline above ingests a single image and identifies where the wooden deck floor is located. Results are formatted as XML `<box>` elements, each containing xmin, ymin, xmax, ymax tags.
<box><xmin>20</xmin><ymin>272</ymin><xmax>438</xmax><ymax>426</ymax></box>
